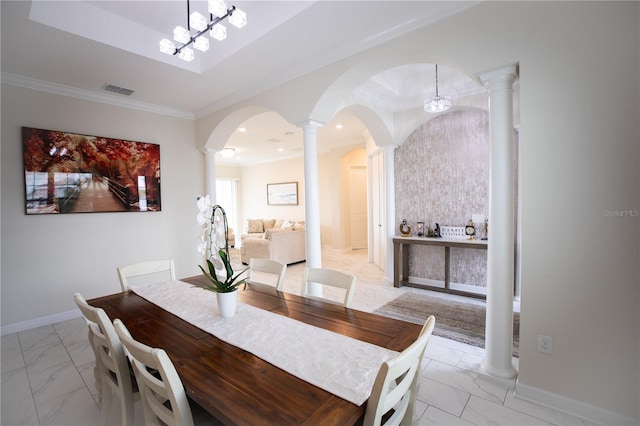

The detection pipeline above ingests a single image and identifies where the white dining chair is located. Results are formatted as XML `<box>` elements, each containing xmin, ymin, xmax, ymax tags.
<box><xmin>113</xmin><ymin>319</ymin><xmax>218</xmax><ymax>426</ymax></box>
<box><xmin>248</xmin><ymin>258</ymin><xmax>287</xmax><ymax>291</ymax></box>
<box><xmin>301</xmin><ymin>267</ymin><xmax>357</xmax><ymax>308</ymax></box>
<box><xmin>117</xmin><ymin>259</ymin><xmax>176</xmax><ymax>291</ymax></box>
<box><xmin>363</xmin><ymin>315</ymin><xmax>436</xmax><ymax>426</ymax></box>
<box><xmin>73</xmin><ymin>293</ymin><xmax>138</xmax><ymax>426</ymax></box>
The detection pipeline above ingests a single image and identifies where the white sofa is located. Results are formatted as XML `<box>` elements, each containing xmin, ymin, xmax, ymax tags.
<box><xmin>240</xmin><ymin>219</ymin><xmax>306</xmax><ymax>265</ymax></box>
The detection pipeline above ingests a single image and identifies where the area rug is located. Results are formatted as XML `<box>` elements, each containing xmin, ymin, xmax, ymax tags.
<box><xmin>374</xmin><ymin>292</ymin><xmax>520</xmax><ymax>357</ymax></box>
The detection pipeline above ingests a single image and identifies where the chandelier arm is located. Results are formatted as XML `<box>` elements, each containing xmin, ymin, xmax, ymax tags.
<box><xmin>173</xmin><ymin>6</ymin><xmax>236</xmax><ymax>56</ymax></box>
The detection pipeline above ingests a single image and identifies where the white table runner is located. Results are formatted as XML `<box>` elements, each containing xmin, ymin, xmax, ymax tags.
<box><xmin>131</xmin><ymin>281</ymin><xmax>398</xmax><ymax>406</ymax></box>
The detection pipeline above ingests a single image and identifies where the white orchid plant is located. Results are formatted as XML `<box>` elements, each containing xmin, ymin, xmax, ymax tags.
<box><xmin>196</xmin><ymin>195</ymin><xmax>249</xmax><ymax>293</ymax></box>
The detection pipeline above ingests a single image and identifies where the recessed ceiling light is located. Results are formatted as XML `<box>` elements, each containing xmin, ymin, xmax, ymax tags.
<box><xmin>267</xmin><ymin>138</ymin><xmax>281</xmax><ymax>143</ymax></box>
<box><xmin>220</xmin><ymin>148</ymin><xmax>235</xmax><ymax>158</ymax></box>
<box><xmin>237</xmin><ymin>127</ymin><xmax>246</xmax><ymax>132</ymax></box>
<box><xmin>284</xmin><ymin>131</ymin><xmax>295</xmax><ymax>136</ymax></box>
<box><xmin>335</xmin><ymin>124</ymin><xmax>343</xmax><ymax>129</ymax></box>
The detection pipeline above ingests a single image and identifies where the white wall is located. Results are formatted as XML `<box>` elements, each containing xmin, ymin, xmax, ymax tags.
<box><xmin>1</xmin><ymin>85</ymin><xmax>204</xmax><ymax>327</ymax></box>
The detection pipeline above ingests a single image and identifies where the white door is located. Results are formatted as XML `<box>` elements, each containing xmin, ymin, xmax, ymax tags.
<box><xmin>349</xmin><ymin>166</ymin><xmax>368</xmax><ymax>249</ymax></box>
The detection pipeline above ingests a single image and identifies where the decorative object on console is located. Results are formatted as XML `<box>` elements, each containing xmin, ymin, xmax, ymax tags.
<box><xmin>399</xmin><ymin>219</ymin><xmax>411</xmax><ymax>237</ymax></box>
<box><xmin>465</xmin><ymin>219</ymin><xmax>476</xmax><ymax>240</ymax></box>
<box><xmin>160</xmin><ymin>0</ymin><xmax>246</xmax><ymax>62</ymax></box>
<box><xmin>434</xmin><ymin>223</ymin><xmax>441</xmax><ymax>238</ymax></box>
<box><xmin>482</xmin><ymin>218</ymin><xmax>488</xmax><ymax>240</ymax></box>
<box><xmin>416</xmin><ymin>221</ymin><xmax>424</xmax><ymax>237</ymax></box>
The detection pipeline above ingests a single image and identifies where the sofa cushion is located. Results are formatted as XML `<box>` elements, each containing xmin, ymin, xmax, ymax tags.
<box><xmin>274</xmin><ymin>219</ymin><xmax>285</xmax><ymax>228</ymax></box>
<box><xmin>293</xmin><ymin>221</ymin><xmax>305</xmax><ymax>231</ymax></box>
<box><xmin>264</xmin><ymin>227</ymin><xmax>292</xmax><ymax>240</ymax></box>
<box><xmin>247</xmin><ymin>219</ymin><xmax>264</xmax><ymax>233</ymax></box>
<box><xmin>263</xmin><ymin>219</ymin><xmax>276</xmax><ymax>230</ymax></box>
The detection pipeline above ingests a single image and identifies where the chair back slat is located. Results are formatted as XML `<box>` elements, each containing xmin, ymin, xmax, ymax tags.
<box><xmin>248</xmin><ymin>258</ymin><xmax>287</xmax><ymax>290</ymax></box>
<box><xmin>117</xmin><ymin>259</ymin><xmax>176</xmax><ymax>291</ymax></box>
<box><xmin>302</xmin><ymin>267</ymin><xmax>357</xmax><ymax>308</ymax></box>
<box><xmin>114</xmin><ymin>319</ymin><xmax>195</xmax><ymax>426</ymax></box>
<box><xmin>364</xmin><ymin>315</ymin><xmax>436</xmax><ymax>426</ymax></box>
<box><xmin>73</xmin><ymin>293</ymin><xmax>136</xmax><ymax>425</ymax></box>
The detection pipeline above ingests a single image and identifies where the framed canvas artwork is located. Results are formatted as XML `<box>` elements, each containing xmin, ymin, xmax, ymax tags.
<box><xmin>267</xmin><ymin>182</ymin><xmax>298</xmax><ymax>205</ymax></box>
<box><xmin>22</xmin><ymin>127</ymin><xmax>161</xmax><ymax>214</ymax></box>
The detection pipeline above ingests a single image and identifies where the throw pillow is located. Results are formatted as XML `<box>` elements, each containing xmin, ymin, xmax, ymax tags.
<box><xmin>263</xmin><ymin>219</ymin><xmax>276</xmax><ymax>230</ymax></box>
<box><xmin>264</xmin><ymin>228</ymin><xmax>292</xmax><ymax>240</ymax></box>
<box><xmin>247</xmin><ymin>219</ymin><xmax>264</xmax><ymax>234</ymax></box>
<box><xmin>274</xmin><ymin>219</ymin><xmax>285</xmax><ymax>228</ymax></box>
<box><xmin>293</xmin><ymin>221</ymin><xmax>305</xmax><ymax>231</ymax></box>
<box><xmin>282</xmin><ymin>219</ymin><xmax>293</xmax><ymax>229</ymax></box>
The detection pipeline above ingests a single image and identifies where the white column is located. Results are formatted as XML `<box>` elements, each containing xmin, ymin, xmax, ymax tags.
<box><xmin>204</xmin><ymin>149</ymin><xmax>217</xmax><ymax>202</ymax></box>
<box><xmin>383</xmin><ymin>144</ymin><xmax>397</xmax><ymax>282</ymax></box>
<box><xmin>299</xmin><ymin>120</ymin><xmax>324</xmax><ymax>296</ymax></box>
<box><xmin>479</xmin><ymin>64</ymin><xmax>518</xmax><ymax>379</ymax></box>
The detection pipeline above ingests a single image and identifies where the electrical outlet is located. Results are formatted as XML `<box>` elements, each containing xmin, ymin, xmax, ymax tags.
<box><xmin>537</xmin><ymin>334</ymin><xmax>553</xmax><ymax>354</ymax></box>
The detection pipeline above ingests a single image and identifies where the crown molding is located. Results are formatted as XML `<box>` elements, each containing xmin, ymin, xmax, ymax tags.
<box><xmin>1</xmin><ymin>72</ymin><xmax>195</xmax><ymax>120</ymax></box>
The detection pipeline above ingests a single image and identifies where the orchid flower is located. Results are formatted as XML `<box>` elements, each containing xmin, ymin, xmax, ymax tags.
<box><xmin>195</xmin><ymin>196</ymin><xmax>249</xmax><ymax>293</ymax></box>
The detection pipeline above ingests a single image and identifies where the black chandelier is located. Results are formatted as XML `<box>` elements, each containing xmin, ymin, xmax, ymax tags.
<box><xmin>160</xmin><ymin>0</ymin><xmax>246</xmax><ymax>62</ymax></box>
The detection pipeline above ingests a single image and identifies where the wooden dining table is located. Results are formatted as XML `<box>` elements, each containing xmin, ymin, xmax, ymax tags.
<box><xmin>88</xmin><ymin>275</ymin><xmax>422</xmax><ymax>426</ymax></box>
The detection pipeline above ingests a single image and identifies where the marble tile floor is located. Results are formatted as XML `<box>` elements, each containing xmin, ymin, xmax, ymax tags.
<box><xmin>1</xmin><ymin>249</ymin><xmax>594</xmax><ymax>426</ymax></box>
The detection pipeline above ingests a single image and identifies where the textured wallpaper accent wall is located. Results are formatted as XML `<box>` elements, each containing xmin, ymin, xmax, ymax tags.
<box><xmin>395</xmin><ymin>110</ymin><xmax>490</xmax><ymax>287</ymax></box>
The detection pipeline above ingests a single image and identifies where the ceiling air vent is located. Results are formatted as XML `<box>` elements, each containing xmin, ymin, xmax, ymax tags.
<box><xmin>103</xmin><ymin>84</ymin><xmax>134</xmax><ymax>96</ymax></box>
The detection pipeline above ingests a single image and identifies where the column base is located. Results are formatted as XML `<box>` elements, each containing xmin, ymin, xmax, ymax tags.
<box><xmin>481</xmin><ymin>359</ymin><xmax>518</xmax><ymax>379</ymax></box>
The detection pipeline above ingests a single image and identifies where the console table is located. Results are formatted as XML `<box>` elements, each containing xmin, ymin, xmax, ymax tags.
<box><xmin>393</xmin><ymin>236</ymin><xmax>488</xmax><ymax>299</ymax></box>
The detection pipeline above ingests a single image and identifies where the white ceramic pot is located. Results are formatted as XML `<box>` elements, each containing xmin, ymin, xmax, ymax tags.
<box><xmin>216</xmin><ymin>290</ymin><xmax>237</xmax><ymax>318</ymax></box>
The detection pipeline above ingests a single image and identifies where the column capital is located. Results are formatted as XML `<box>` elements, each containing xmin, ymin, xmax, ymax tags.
<box><xmin>297</xmin><ymin>120</ymin><xmax>324</xmax><ymax>130</ymax></box>
<box><xmin>478</xmin><ymin>63</ymin><xmax>518</xmax><ymax>86</ymax></box>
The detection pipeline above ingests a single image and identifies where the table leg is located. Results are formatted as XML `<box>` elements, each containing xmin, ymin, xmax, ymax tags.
<box><xmin>402</xmin><ymin>244</ymin><xmax>410</xmax><ymax>286</ymax></box>
<box><xmin>444</xmin><ymin>246</ymin><xmax>450</xmax><ymax>290</ymax></box>
<box><xmin>393</xmin><ymin>241</ymin><xmax>400</xmax><ymax>287</ymax></box>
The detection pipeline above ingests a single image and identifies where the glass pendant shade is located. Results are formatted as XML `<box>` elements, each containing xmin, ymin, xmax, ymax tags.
<box><xmin>229</xmin><ymin>8</ymin><xmax>246</xmax><ymax>28</ymax></box>
<box><xmin>424</xmin><ymin>64</ymin><xmax>451</xmax><ymax>113</ymax></box>
<box><xmin>424</xmin><ymin>96</ymin><xmax>452</xmax><ymax>113</ymax></box>
<box><xmin>178</xmin><ymin>47</ymin><xmax>195</xmax><ymax>62</ymax></box>
<box><xmin>190</xmin><ymin>12</ymin><xmax>208</xmax><ymax>31</ymax></box>
<box><xmin>210</xmin><ymin>24</ymin><xmax>227</xmax><ymax>41</ymax></box>
<box><xmin>173</xmin><ymin>26</ymin><xmax>190</xmax><ymax>44</ymax></box>
<box><xmin>160</xmin><ymin>0</ymin><xmax>245</xmax><ymax>59</ymax></box>
<box><xmin>194</xmin><ymin>36</ymin><xmax>209</xmax><ymax>52</ymax></box>
<box><xmin>159</xmin><ymin>38</ymin><xmax>176</xmax><ymax>55</ymax></box>
<box><xmin>208</xmin><ymin>0</ymin><xmax>227</xmax><ymax>18</ymax></box>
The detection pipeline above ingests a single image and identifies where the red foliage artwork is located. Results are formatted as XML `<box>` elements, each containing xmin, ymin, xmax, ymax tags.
<box><xmin>22</xmin><ymin>127</ymin><xmax>161</xmax><ymax>214</ymax></box>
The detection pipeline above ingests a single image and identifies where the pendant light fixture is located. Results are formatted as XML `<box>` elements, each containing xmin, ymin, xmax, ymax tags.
<box><xmin>424</xmin><ymin>64</ymin><xmax>451</xmax><ymax>113</ymax></box>
<box><xmin>160</xmin><ymin>0</ymin><xmax>246</xmax><ymax>62</ymax></box>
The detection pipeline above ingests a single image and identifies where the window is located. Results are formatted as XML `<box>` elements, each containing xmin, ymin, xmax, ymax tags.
<box><xmin>215</xmin><ymin>178</ymin><xmax>239</xmax><ymax>233</ymax></box>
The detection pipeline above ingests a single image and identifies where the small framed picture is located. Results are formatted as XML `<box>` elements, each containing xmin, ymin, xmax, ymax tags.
<box><xmin>267</xmin><ymin>182</ymin><xmax>298</xmax><ymax>206</ymax></box>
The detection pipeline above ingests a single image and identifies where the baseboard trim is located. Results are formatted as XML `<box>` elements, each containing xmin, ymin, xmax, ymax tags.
<box><xmin>1</xmin><ymin>309</ymin><xmax>82</xmax><ymax>336</ymax></box>
<box><xmin>514</xmin><ymin>382</ymin><xmax>638</xmax><ymax>426</ymax></box>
